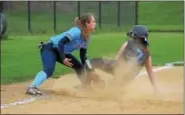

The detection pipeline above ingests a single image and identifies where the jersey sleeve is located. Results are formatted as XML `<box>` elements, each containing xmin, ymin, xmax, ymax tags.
<box><xmin>65</xmin><ymin>27</ymin><xmax>81</xmax><ymax>41</ymax></box>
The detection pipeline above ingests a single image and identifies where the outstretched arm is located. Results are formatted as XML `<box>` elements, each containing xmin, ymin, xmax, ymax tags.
<box><xmin>80</xmin><ymin>48</ymin><xmax>88</xmax><ymax>66</ymax></box>
<box><xmin>115</xmin><ymin>42</ymin><xmax>128</xmax><ymax>60</ymax></box>
<box><xmin>80</xmin><ymin>48</ymin><xmax>95</xmax><ymax>72</ymax></box>
<box><xmin>145</xmin><ymin>56</ymin><xmax>158</xmax><ymax>92</ymax></box>
<box><xmin>80</xmin><ymin>48</ymin><xmax>105</xmax><ymax>87</ymax></box>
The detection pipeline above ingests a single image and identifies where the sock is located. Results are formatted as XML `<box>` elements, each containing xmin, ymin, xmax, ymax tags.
<box><xmin>30</xmin><ymin>71</ymin><xmax>47</xmax><ymax>88</ymax></box>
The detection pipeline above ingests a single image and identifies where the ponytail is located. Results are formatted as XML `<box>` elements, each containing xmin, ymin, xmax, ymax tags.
<box><xmin>74</xmin><ymin>17</ymin><xmax>80</xmax><ymax>26</ymax></box>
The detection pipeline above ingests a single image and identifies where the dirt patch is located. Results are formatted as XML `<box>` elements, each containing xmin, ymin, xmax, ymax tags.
<box><xmin>1</xmin><ymin>66</ymin><xmax>184</xmax><ymax>114</ymax></box>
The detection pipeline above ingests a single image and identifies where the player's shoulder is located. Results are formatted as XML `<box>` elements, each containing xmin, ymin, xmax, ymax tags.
<box><xmin>68</xmin><ymin>26</ymin><xmax>81</xmax><ymax>34</ymax></box>
<box><xmin>126</xmin><ymin>39</ymin><xmax>135</xmax><ymax>46</ymax></box>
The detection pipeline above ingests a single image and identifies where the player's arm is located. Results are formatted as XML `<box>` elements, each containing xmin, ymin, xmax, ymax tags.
<box><xmin>145</xmin><ymin>54</ymin><xmax>157</xmax><ymax>92</ymax></box>
<box><xmin>80</xmin><ymin>37</ymin><xmax>95</xmax><ymax>72</ymax></box>
<box><xmin>58</xmin><ymin>27</ymin><xmax>80</xmax><ymax>67</ymax></box>
<box><xmin>58</xmin><ymin>36</ymin><xmax>70</xmax><ymax>61</ymax></box>
<box><xmin>80</xmin><ymin>47</ymin><xmax>94</xmax><ymax>72</ymax></box>
<box><xmin>80</xmin><ymin>48</ymin><xmax>88</xmax><ymax>66</ymax></box>
<box><xmin>115</xmin><ymin>42</ymin><xmax>128</xmax><ymax>60</ymax></box>
<box><xmin>58</xmin><ymin>36</ymin><xmax>74</xmax><ymax>67</ymax></box>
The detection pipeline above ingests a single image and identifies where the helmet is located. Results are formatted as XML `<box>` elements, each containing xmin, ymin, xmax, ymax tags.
<box><xmin>127</xmin><ymin>25</ymin><xmax>149</xmax><ymax>45</ymax></box>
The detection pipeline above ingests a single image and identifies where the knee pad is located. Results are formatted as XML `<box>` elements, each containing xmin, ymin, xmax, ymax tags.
<box><xmin>44</xmin><ymin>68</ymin><xmax>55</xmax><ymax>78</ymax></box>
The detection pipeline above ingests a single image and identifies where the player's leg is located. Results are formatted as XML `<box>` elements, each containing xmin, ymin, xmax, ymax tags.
<box><xmin>26</xmin><ymin>45</ymin><xmax>57</xmax><ymax>95</ymax></box>
<box><xmin>90</xmin><ymin>57</ymin><xmax>117</xmax><ymax>75</ymax></box>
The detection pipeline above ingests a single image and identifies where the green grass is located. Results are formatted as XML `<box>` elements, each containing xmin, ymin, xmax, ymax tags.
<box><xmin>2</xmin><ymin>1</ymin><xmax>184</xmax><ymax>35</ymax></box>
<box><xmin>1</xmin><ymin>1</ymin><xmax>184</xmax><ymax>85</ymax></box>
<box><xmin>139</xmin><ymin>1</ymin><xmax>184</xmax><ymax>31</ymax></box>
<box><xmin>1</xmin><ymin>32</ymin><xmax>184</xmax><ymax>84</ymax></box>
<box><xmin>139</xmin><ymin>1</ymin><xmax>184</xmax><ymax>26</ymax></box>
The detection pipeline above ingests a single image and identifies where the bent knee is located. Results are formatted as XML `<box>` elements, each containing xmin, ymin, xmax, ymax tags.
<box><xmin>44</xmin><ymin>68</ymin><xmax>55</xmax><ymax>77</ymax></box>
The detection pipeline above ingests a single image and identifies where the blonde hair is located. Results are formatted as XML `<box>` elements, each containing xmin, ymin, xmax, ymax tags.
<box><xmin>74</xmin><ymin>13</ymin><xmax>94</xmax><ymax>41</ymax></box>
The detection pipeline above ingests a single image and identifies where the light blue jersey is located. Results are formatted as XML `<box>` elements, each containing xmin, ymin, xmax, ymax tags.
<box><xmin>49</xmin><ymin>27</ymin><xmax>90</xmax><ymax>54</ymax></box>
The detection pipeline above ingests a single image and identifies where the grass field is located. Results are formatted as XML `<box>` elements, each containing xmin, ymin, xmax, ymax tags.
<box><xmin>1</xmin><ymin>1</ymin><xmax>184</xmax><ymax>84</ymax></box>
<box><xmin>2</xmin><ymin>1</ymin><xmax>184</xmax><ymax>35</ymax></box>
<box><xmin>1</xmin><ymin>32</ymin><xmax>184</xmax><ymax>84</ymax></box>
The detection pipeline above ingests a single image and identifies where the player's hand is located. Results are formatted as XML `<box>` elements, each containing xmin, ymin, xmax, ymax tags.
<box><xmin>87</xmin><ymin>71</ymin><xmax>99</xmax><ymax>79</ymax></box>
<box><xmin>63</xmin><ymin>58</ymin><xmax>73</xmax><ymax>67</ymax></box>
<box><xmin>86</xmin><ymin>71</ymin><xmax>98</xmax><ymax>82</ymax></box>
<box><xmin>87</xmin><ymin>71</ymin><xmax>105</xmax><ymax>89</ymax></box>
<box><xmin>88</xmin><ymin>71</ymin><xmax>96</xmax><ymax>77</ymax></box>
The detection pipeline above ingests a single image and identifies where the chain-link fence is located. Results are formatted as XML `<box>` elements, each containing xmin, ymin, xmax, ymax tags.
<box><xmin>0</xmin><ymin>1</ymin><xmax>184</xmax><ymax>36</ymax></box>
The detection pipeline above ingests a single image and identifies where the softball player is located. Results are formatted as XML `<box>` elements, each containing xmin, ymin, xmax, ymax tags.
<box><xmin>26</xmin><ymin>13</ymin><xmax>101</xmax><ymax>96</ymax></box>
<box><xmin>90</xmin><ymin>25</ymin><xmax>157</xmax><ymax>91</ymax></box>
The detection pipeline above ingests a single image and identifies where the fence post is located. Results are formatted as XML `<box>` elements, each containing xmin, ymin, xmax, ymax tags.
<box><xmin>135</xmin><ymin>1</ymin><xmax>138</xmax><ymax>25</ymax></box>
<box><xmin>98</xmin><ymin>1</ymin><xmax>102</xmax><ymax>29</ymax></box>
<box><xmin>77</xmin><ymin>1</ymin><xmax>80</xmax><ymax>17</ymax></box>
<box><xmin>117</xmin><ymin>1</ymin><xmax>121</xmax><ymax>28</ymax></box>
<box><xmin>27</xmin><ymin>1</ymin><xmax>31</xmax><ymax>33</ymax></box>
<box><xmin>0</xmin><ymin>1</ymin><xmax>3</xmax><ymax>13</ymax></box>
<box><xmin>53</xmin><ymin>1</ymin><xmax>56</xmax><ymax>33</ymax></box>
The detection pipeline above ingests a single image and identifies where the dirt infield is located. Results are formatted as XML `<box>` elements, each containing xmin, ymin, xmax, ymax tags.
<box><xmin>1</xmin><ymin>66</ymin><xmax>184</xmax><ymax>114</ymax></box>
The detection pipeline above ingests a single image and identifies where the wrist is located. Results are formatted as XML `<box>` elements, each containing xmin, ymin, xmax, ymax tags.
<box><xmin>85</xmin><ymin>59</ymin><xmax>92</xmax><ymax>69</ymax></box>
<box><xmin>85</xmin><ymin>59</ymin><xmax>94</xmax><ymax>72</ymax></box>
<box><xmin>62</xmin><ymin>57</ymin><xmax>65</xmax><ymax>62</ymax></box>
